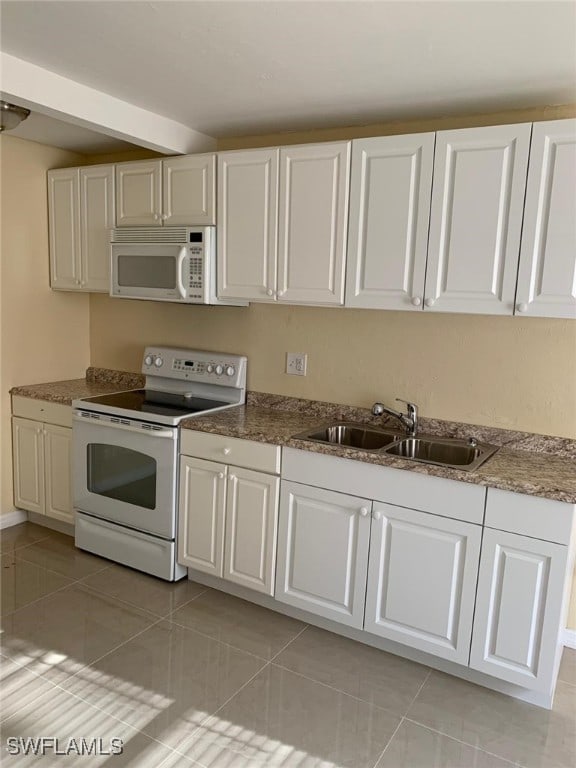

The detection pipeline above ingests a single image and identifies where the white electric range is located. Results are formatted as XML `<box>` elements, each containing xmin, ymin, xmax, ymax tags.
<box><xmin>72</xmin><ymin>346</ymin><xmax>247</xmax><ymax>580</ymax></box>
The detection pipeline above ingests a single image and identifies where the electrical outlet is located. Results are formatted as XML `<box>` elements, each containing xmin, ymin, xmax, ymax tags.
<box><xmin>286</xmin><ymin>352</ymin><xmax>308</xmax><ymax>376</ymax></box>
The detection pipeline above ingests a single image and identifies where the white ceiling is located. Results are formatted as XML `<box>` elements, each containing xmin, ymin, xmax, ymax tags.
<box><xmin>1</xmin><ymin>0</ymin><xmax>575</xmax><ymax>153</ymax></box>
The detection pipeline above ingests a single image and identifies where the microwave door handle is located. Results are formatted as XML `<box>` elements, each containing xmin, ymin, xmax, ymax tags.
<box><xmin>176</xmin><ymin>247</ymin><xmax>187</xmax><ymax>298</ymax></box>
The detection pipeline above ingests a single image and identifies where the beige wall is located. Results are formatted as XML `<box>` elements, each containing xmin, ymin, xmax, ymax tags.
<box><xmin>0</xmin><ymin>136</ymin><xmax>91</xmax><ymax>515</ymax></box>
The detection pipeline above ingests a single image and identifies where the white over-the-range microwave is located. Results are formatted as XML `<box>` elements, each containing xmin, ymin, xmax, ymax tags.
<box><xmin>110</xmin><ymin>227</ymin><xmax>246</xmax><ymax>306</ymax></box>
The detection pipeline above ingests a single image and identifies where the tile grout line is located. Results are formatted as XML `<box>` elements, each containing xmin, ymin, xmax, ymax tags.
<box><xmin>369</xmin><ymin>716</ymin><xmax>405</xmax><ymax>768</ymax></box>
<box><xmin>168</xmin><ymin>661</ymin><xmax>272</xmax><ymax>767</ymax></box>
<box><xmin>402</xmin><ymin>716</ymin><xmax>527</xmax><ymax>767</ymax></box>
<box><xmin>165</xmin><ymin>614</ymin><xmax>273</xmax><ymax>663</ymax></box>
<box><xmin>405</xmin><ymin>668</ymin><xmax>432</xmax><ymax>713</ymax></box>
<box><xmin>268</xmin><ymin>623</ymin><xmax>309</xmax><ymax>662</ymax></box>
<box><xmin>268</xmin><ymin>660</ymin><xmax>409</xmax><ymax>717</ymax></box>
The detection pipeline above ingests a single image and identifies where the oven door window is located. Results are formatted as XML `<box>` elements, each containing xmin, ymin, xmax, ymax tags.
<box><xmin>87</xmin><ymin>444</ymin><xmax>156</xmax><ymax>510</ymax></box>
<box><xmin>117</xmin><ymin>253</ymin><xmax>176</xmax><ymax>289</ymax></box>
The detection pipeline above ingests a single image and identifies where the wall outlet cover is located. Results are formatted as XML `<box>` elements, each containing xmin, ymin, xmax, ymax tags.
<box><xmin>286</xmin><ymin>352</ymin><xmax>307</xmax><ymax>376</ymax></box>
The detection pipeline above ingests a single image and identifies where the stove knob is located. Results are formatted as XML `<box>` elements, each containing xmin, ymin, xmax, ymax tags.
<box><xmin>226</xmin><ymin>365</ymin><xmax>235</xmax><ymax>377</ymax></box>
<box><xmin>144</xmin><ymin>354</ymin><xmax>153</xmax><ymax>366</ymax></box>
<box><xmin>154</xmin><ymin>356</ymin><xmax>164</xmax><ymax>368</ymax></box>
<box><xmin>206</xmin><ymin>364</ymin><xmax>214</xmax><ymax>374</ymax></box>
<box><xmin>215</xmin><ymin>364</ymin><xmax>224</xmax><ymax>376</ymax></box>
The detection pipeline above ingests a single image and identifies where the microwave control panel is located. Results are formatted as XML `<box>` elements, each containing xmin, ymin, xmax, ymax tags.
<box><xmin>187</xmin><ymin>245</ymin><xmax>205</xmax><ymax>299</ymax></box>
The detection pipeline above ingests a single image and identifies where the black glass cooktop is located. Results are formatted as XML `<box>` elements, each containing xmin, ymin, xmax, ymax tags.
<box><xmin>81</xmin><ymin>389</ymin><xmax>225</xmax><ymax>418</ymax></box>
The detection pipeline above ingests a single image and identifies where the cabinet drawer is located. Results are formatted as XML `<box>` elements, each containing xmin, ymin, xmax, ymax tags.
<box><xmin>485</xmin><ymin>488</ymin><xmax>575</xmax><ymax>545</ymax></box>
<box><xmin>12</xmin><ymin>396</ymin><xmax>72</xmax><ymax>428</ymax></box>
<box><xmin>180</xmin><ymin>430</ymin><xmax>280</xmax><ymax>474</ymax></box>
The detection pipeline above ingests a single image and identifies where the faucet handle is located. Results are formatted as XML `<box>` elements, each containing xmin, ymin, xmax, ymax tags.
<box><xmin>395</xmin><ymin>398</ymin><xmax>417</xmax><ymax>412</ymax></box>
<box><xmin>371</xmin><ymin>402</ymin><xmax>385</xmax><ymax>417</ymax></box>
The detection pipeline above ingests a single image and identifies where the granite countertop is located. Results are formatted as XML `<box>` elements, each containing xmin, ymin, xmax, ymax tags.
<box><xmin>10</xmin><ymin>372</ymin><xmax>576</xmax><ymax>504</ymax></box>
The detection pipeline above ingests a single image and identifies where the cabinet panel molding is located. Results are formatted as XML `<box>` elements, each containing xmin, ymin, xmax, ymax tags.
<box><xmin>365</xmin><ymin>503</ymin><xmax>482</xmax><ymax>663</ymax></box>
<box><xmin>470</xmin><ymin>528</ymin><xmax>568</xmax><ymax>691</ymax></box>
<box><xmin>425</xmin><ymin>123</ymin><xmax>531</xmax><ymax>315</ymax></box>
<box><xmin>346</xmin><ymin>133</ymin><xmax>434</xmax><ymax>310</ymax></box>
<box><xmin>516</xmin><ymin>118</ymin><xmax>576</xmax><ymax>318</ymax></box>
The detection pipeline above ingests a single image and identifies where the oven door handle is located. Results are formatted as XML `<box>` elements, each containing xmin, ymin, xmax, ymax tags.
<box><xmin>176</xmin><ymin>246</ymin><xmax>187</xmax><ymax>299</ymax></box>
<box><xmin>73</xmin><ymin>414</ymin><xmax>176</xmax><ymax>439</ymax></box>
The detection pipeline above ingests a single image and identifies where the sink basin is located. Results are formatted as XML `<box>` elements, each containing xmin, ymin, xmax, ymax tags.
<box><xmin>295</xmin><ymin>423</ymin><xmax>400</xmax><ymax>450</ymax></box>
<box><xmin>386</xmin><ymin>436</ymin><xmax>498</xmax><ymax>471</ymax></box>
<box><xmin>293</xmin><ymin>422</ymin><xmax>498</xmax><ymax>471</ymax></box>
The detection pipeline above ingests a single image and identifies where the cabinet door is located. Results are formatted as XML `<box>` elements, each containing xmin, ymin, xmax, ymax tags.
<box><xmin>224</xmin><ymin>467</ymin><xmax>280</xmax><ymax>595</ymax></box>
<box><xmin>469</xmin><ymin>528</ymin><xmax>568</xmax><ymax>692</ymax></box>
<box><xmin>275</xmin><ymin>481</ymin><xmax>371</xmax><ymax>628</ymax></box>
<box><xmin>278</xmin><ymin>142</ymin><xmax>350</xmax><ymax>305</ymax></box>
<box><xmin>79</xmin><ymin>165</ymin><xmax>115</xmax><ymax>292</ymax></box>
<box><xmin>425</xmin><ymin>123</ymin><xmax>531</xmax><ymax>315</ymax></box>
<box><xmin>163</xmin><ymin>154</ymin><xmax>216</xmax><ymax>226</ymax></box>
<box><xmin>178</xmin><ymin>456</ymin><xmax>226</xmax><ymax>575</ymax></box>
<box><xmin>115</xmin><ymin>161</ymin><xmax>162</xmax><ymax>227</ymax></box>
<box><xmin>48</xmin><ymin>168</ymin><xmax>80</xmax><ymax>290</ymax></box>
<box><xmin>12</xmin><ymin>417</ymin><xmax>45</xmax><ymax>515</ymax></box>
<box><xmin>516</xmin><ymin>119</ymin><xmax>576</xmax><ymax>319</ymax></box>
<box><xmin>44</xmin><ymin>424</ymin><xmax>73</xmax><ymax>524</ymax></box>
<box><xmin>346</xmin><ymin>133</ymin><xmax>434</xmax><ymax>310</ymax></box>
<box><xmin>365</xmin><ymin>503</ymin><xmax>482</xmax><ymax>664</ymax></box>
<box><xmin>217</xmin><ymin>149</ymin><xmax>279</xmax><ymax>301</ymax></box>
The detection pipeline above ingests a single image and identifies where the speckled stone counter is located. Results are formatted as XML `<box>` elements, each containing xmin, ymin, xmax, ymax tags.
<box><xmin>181</xmin><ymin>392</ymin><xmax>576</xmax><ymax>504</ymax></box>
<box><xmin>10</xmin><ymin>367</ymin><xmax>145</xmax><ymax>405</ymax></box>
<box><xmin>10</xmin><ymin>373</ymin><xmax>576</xmax><ymax>504</ymax></box>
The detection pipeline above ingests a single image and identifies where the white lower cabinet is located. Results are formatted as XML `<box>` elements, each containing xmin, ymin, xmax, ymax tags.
<box><xmin>275</xmin><ymin>481</ymin><xmax>372</xmax><ymax>629</ymax></box>
<box><xmin>364</xmin><ymin>503</ymin><xmax>482</xmax><ymax>664</ymax></box>
<box><xmin>469</xmin><ymin>527</ymin><xmax>569</xmax><ymax>692</ymax></box>
<box><xmin>12</xmin><ymin>416</ymin><xmax>73</xmax><ymax>525</ymax></box>
<box><xmin>178</xmin><ymin>448</ymin><xmax>280</xmax><ymax>595</ymax></box>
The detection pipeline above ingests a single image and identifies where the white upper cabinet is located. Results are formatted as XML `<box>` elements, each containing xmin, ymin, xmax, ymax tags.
<box><xmin>425</xmin><ymin>123</ymin><xmax>531</xmax><ymax>315</ymax></box>
<box><xmin>116</xmin><ymin>161</ymin><xmax>162</xmax><ymax>226</ymax></box>
<box><xmin>345</xmin><ymin>133</ymin><xmax>435</xmax><ymax>310</ymax></box>
<box><xmin>217</xmin><ymin>148</ymin><xmax>279</xmax><ymax>301</ymax></box>
<box><xmin>516</xmin><ymin>119</ymin><xmax>576</xmax><ymax>319</ymax></box>
<box><xmin>163</xmin><ymin>154</ymin><xmax>216</xmax><ymax>226</ymax></box>
<box><xmin>79</xmin><ymin>165</ymin><xmax>115</xmax><ymax>292</ymax></box>
<box><xmin>277</xmin><ymin>142</ymin><xmax>351</xmax><ymax>305</ymax></box>
<box><xmin>116</xmin><ymin>155</ymin><xmax>215</xmax><ymax>227</ymax></box>
<box><xmin>48</xmin><ymin>168</ymin><xmax>80</xmax><ymax>290</ymax></box>
<box><xmin>49</xmin><ymin>165</ymin><xmax>114</xmax><ymax>292</ymax></box>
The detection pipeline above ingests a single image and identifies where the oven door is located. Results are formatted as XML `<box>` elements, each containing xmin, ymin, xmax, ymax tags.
<box><xmin>73</xmin><ymin>413</ymin><xmax>178</xmax><ymax>539</ymax></box>
<box><xmin>111</xmin><ymin>243</ymin><xmax>193</xmax><ymax>302</ymax></box>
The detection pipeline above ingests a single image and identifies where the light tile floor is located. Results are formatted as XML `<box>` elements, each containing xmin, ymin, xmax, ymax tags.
<box><xmin>1</xmin><ymin>522</ymin><xmax>575</xmax><ymax>767</ymax></box>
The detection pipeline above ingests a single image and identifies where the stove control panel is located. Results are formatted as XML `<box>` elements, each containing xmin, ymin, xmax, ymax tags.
<box><xmin>142</xmin><ymin>347</ymin><xmax>247</xmax><ymax>389</ymax></box>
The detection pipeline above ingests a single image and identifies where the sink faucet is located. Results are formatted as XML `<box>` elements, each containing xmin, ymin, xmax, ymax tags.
<box><xmin>371</xmin><ymin>398</ymin><xmax>418</xmax><ymax>437</ymax></box>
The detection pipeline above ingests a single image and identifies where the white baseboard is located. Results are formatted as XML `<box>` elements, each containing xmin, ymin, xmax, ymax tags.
<box><xmin>0</xmin><ymin>508</ymin><xmax>28</xmax><ymax>529</ymax></box>
<box><xmin>563</xmin><ymin>628</ymin><xmax>576</xmax><ymax>649</ymax></box>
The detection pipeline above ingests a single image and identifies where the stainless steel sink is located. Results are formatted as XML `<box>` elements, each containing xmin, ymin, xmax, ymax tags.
<box><xmin>293</xmin><ymin>422</ymin><xmax>498</xmax><ymax>471</ymax></box>
<box><xmin>295</xmin><ymin>423</ymin><xmax>400</xmax><ymax>450</ymax></box>
<box><xmin>385</xmin><ymin>436</ymin><xmax>498</xmax><ymax>471</ymax></box>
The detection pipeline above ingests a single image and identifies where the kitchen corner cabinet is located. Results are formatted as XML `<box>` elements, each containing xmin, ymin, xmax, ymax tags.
<box><xmin>115</xmin><ymin>154</ymin><xmax>216</xmax><ymax>227</ymax></box>
<box><xmin>217</xmin><ymin>141</ymin><xmax>350</xmax><ymax>305</ymax></box>
<box><xmin>276</xmin><ymin>481</ymin><xmax>372</xmax><ymax>629</ymax></box>
<box><xmin>364</xmin><ymin>502</ymin><xmax>482</xmax><ymax>664</ymax></box>
<box><xmin>11</xmin><ymin>397</ymin><xmax>73</xmax><ymax>525</ymax></box>
<box><xmin>48</xmin><ymin>165</ymin><xmax>114</xmax><ymax>292</ymax></box>
<box><xmin>178</xmin><ymin>432</ymin><xmax>280</xmax><ymax>595</ymax></box>
<box><xmin>424</xmin><ymin>123</ymin><xmax>531</xmax><ymax>315</ymax></box>
<box><xmin>345</xmin><ymin>133</ymin><xmax>435</xmax><ymax>310</ymax></box>
<box><xmin>515</xmin><ymin>119</ymin><xmax>576</xmax><ymax>318</ymax></box>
